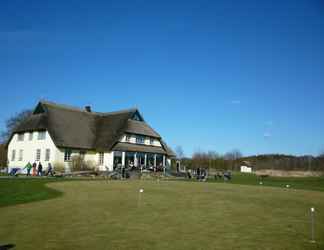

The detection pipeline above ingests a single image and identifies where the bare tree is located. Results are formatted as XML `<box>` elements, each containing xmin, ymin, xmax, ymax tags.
<box><xmin>175</xmin><ymin>145</ymin><xmax>184</xmax><ymax>160</ymax></box>
<box><xmin>224</xmin><ymin>149</ymin><xmax>242</xmax><ymax>160</ymax></box>
<box><xmin>224</xmin><ymin>149</ymin><xmax>242</xmax><ymax>170</ymax></box>
<box><xmin>0</xmin><ymin>109</ymin><xmax>32</xmax><ymax>143</ymax></box>
<box><xmin>319</xmin><ymin>150</ymin><xmax>324</xmax><ymax>158</ymax></box>
<box><xmin>207</xmin><ymin>150</ymin><xmax>220</xmax><ymax>159</ymax></box>
<box><xmin>0</xmin><ymin>144</ymin><xmax>7</xmax><ymax>168</ymax></box>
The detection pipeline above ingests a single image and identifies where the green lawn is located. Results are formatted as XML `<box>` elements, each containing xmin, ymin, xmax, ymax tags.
<box><xmin>208</xmin><ymin>172</ymin><xmax>324</xmax><ymax>192</ymax></box>
<box><xmin>0</xmin><ymin>179</ymin><xmax>324</xmax><ymax>249</ymax></box>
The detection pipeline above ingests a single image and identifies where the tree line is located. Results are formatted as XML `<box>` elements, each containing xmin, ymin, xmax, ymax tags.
<box><xmin>1</xmin><ymin>110</ymin><xmax>324</xmax><ymax>172</ymax></box>
<box><xmin>175</xmin><ymin>146</ymin><xmax>324</xmax><ymax>172</ymax></box>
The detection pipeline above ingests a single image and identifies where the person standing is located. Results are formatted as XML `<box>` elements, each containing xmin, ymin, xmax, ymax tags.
<box><xmin>197</xmin><ymin>168</ymin><xmax>201</xmax><ymax>180</ymax></box>
<box><xmin>37</xmin><ymin>162</ymin><xmax>43</xmax><ymax>176</ymax></box>
<box><xmin>24</xmin><ymin>162</ymin><xmax>32</xmax><ymax>176</ymax></box>
<box><xmin>32</xmin><ymin>162</ymin><xmax>37</xmax><ymax>176</ymax></box>
<box><xmin>47</xmin><ymin>163</ymin><xmax>53</xmax><ymax>176</ymax></box>
<box><xmin>121</xmin><ymin>166</ymin><xmax>126</xmax><ymax>179</ymax></box>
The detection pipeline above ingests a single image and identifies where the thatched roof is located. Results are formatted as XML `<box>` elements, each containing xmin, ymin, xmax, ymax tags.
<box><xmin>10</xmin><ymin>101</ymin><xmax>175</xmax><ymax>156</ymax></box>
<box><xmin>113</xmin><ymin>142</ymin><xmax>166</xmax><ymax>155</ymax></box>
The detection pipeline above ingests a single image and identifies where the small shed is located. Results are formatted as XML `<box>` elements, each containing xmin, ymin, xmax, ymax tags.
<box><xmin>240</xmin><ymin>165</ymin><xmax>252</xmax><ymax>173</ymax></box>
<box><xmin>240</xmin><ymin>161</ymin><xmax>253</xmax><ymax>173</ymax></box>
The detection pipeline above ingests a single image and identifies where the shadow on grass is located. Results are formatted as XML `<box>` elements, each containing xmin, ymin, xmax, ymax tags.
<box><xmin>170</xmin><ymin>173</ymin><xmax>324</xmax><ymax>192</ymax></box>
<box><xmin>0</xmin><ymin>178</ymin><xmax>64</xmax><ymax>208</ymax></box>
<box><xmin>0</xmin><ymin>244</ymin><xmax>15</xmax><ymax>250</ymax></box>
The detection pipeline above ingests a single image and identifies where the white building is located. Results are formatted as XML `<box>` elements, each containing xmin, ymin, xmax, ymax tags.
<box><xmin>240</xmin><ymin>166</ymin><xmax>252</xmax><ymax>173</ymax></box>
<box><xmin>7</xmin><ymin>101</ymin><xmax>175</xmax><ymax>173</ymax></box>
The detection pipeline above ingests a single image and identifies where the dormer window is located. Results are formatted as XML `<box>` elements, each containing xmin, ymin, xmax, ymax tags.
<box><xmin>17</xmin><ymin>133</ymin><xmax>24</xmax><ymax>141</ymax></box>
<box><xmin>150</xmin><ymin>138</ymin><xmax>154</xmax><ymax>145</ymax></box>
<box><xmin>38</xmin><ymin>131</ymin><xmax>46</xmax><ymax>140</ymax></box>
<box><xmin>136</xmin><ymin>135</ymin><xmax>145</xmax><ymax>144</ymax></box>
<box><xmin>133</xmin><ymin>114</ymin><xmax>141</xmax><ymax>121</ymax></box>
<box><xmin>131</xmin><ymin>111</ymin><xmax>143</xmax><ymax>121</ymax></box>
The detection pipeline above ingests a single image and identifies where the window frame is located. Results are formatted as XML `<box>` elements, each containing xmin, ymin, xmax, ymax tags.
<box><xmin>38</xmin><ymin>131</ymin><xmax>46</xmax><ymax>140</ymax></box>
<box><xmin>125</xmin><ymin>135</ymin><xmax>131</xmax><ymax>142</ymax></box>
<box><xmin>36</xmin><ymin>149</ymin><xmax>41</xmax><ymax>161</ymax></box>
<box><xmin>64</xmin><ymin>149</ymin><xmax>72</xmax><ymax>162</ymax></box>
<box><xmin>136</xmin><ymin>135</ymin><xmax>145</xmax><ymax>144</ymax></box>
<box><xmin>18</xmin><ymin>149</ymin><xmax>23</xmax><ymax>161</ymax></box>
<box><xmin>45</xmin><ymin>149</ymin><xmax>50</xmax><ymax>161</ymax></box>
<box><xmin>11</xmin><ymin>150</ymin><xmax>16</xmax><ymax>161</ymax></box>
<box><xmin>99</xmin><ymin>152</ymin><xmax>104</xmax><ymax>165</ymax></box>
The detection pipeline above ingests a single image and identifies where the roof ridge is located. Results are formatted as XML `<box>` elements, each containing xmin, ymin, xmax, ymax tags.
<box><xmin>40</xmin><ymin>100</ymin><xmax>137</xmax><ymax>116</ymax></box>
<box><xmin>100</xmin><ymin>108</ymin><xmax>138</xmax><ymax>116</ymax></box>
<box><xmin>40</xmin><ymin>100</ymin><xmax>88</xmax><ymax>113</ymax></box>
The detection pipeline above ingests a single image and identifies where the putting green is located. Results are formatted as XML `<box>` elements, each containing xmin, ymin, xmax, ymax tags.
<box><xmin>0</xmin><ymin>180</ymin><xmax>323</xmax><ymax>250</ymax></box>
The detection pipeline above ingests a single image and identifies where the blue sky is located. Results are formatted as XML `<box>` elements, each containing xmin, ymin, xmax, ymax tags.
<box><xmin>0</xmin><ymin>0</ymin><xmax>323</xmax><ymax>156</ymax></box>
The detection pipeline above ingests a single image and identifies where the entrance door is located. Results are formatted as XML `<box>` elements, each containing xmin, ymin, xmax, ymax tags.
<box><xmin>137</xmin><ymin>153</ymin><xmax>145</xmax><ymax>168</ymax></box>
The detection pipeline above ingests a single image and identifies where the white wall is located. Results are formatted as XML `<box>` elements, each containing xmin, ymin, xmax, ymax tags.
<box><xmin>120</xmin><ymin>134</ymin><xmax>162</xmax><ymax>147</ymax></box>
<box><xmin>7</xmin><ymin>131</ymin><xmax>116</xmax><ymax>173</ymax></box>
<box><xmin>7</xmin><ymin>131</ymin><xmax>60</xmax><ymax>173</ymax></box>
<box><xmin>104</xmin><ymin>151</ymin><xmax>114</xmax><ymax>171</ymax></box>
<box><xmin>56</xmin><ymin>148</ymin><xmax>84</xmax><ymax>172</ymax></box>
<box><xmin>7</xmin><ymin>131</ymin><xmax>165</xmax><ymax>174</ymax></box>
<box><xmin>56</xmin><ymin>149</ymin><xmax>114</xmax><ymax>172</ymax></box>
<box><xmin>240</xmin><ymin>166</ymin><xmax>252</xmax><ymax>173</ymax></box>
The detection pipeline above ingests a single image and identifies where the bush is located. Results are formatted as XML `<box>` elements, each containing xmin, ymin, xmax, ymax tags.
<box><xmin>85</xmin><ymin>160</ymin><xmax>96</xmax><ymax>170</ymax></box>
<box><xmin>71</xmin><ymin>156</ymin><xmax>96</xmax><ymax>171</ymax></box>
<box><xmin>71</xmin><ymin>155</ymin><xmax>83</xmax><ymax>171</ymax></box>
<box><xmin>53</xmin><ymin>161</ymin><xmax>65</xmax><ymax>173</ymax></box>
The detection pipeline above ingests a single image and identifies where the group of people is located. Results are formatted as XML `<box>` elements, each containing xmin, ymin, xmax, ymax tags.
<box><xmin>186</xmin><ymin>168</ymin><xmax>208</xmax><ymax>181</ymax></box>
<box><xmin>23</xmin><ymin>162</ymin><xmax>54</xmax><ymax>176</ymax></box>
<box><xmin>214</xmin><ymin>170</ymin><xmax>232</xmax><ymax>181</ymax></box>
<box><xmin>185</xmin><ymin>169</ymin><xmax>232</xmax><ymax>182</ymax></box>
<box><xmin>196</xmin><ymin>168</ymin><xmax>208</xmax><ymax>181</ymax></box>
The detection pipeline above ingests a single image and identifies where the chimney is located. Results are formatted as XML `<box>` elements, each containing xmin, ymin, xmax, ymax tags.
<box><xmin>85</xmin><ymin>106</ymin><xmax>92</xmax><ymax>112</ymax></box>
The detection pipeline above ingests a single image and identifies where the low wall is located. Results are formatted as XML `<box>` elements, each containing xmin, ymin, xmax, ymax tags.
<box><xmin>255</xmin><ymin>169</ymin><xmax>324</xmax><ymax>177</ymax></box>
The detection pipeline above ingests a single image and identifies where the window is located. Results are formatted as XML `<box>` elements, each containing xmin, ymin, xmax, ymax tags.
<box><xmin>64</xmin><ymin>149</ymin><xmax>72</xmax><ymax>161</ymax></box>
<box><xmin>150</xmin><ymin>138</ymin><xmax>154</xmax><ymax>145</ymax></box>
<box><xmin>99</xmin><ymin>152</ymin><xmax>104</xmax><ymax>165</ymax></box>
<box><xmin>36</xmin><ymin>149</ymin><xmax>41</xmax><ymax>161</ymax></box>
<box><xmin>38</xmin><ymin>131</ymin><xmax>46</xmax><ymax>140</ymax></box>
<box><xmin>113</xmin><ymin>151</ymin><xmax>122</xmax><ymax>169</ymax></box>
<box><xmin>45</xmin><ymin>149</ymin><xmax>50</xmax><ymax>161</ymax></box>
<box><xmin>29</xmin><ymin>132</ymin><xmax>33</xmax><ymax>141</ymax></box>
<box><xmin>19</xmin><ymin>150</ymin><xmax>23</xmax><ymax>161</ymax></box>
<box><xmin>79</xmin><ymin>151</ymin><xmax>85</xmax><ymax>160</ymax></box>
<box><xmin>11</xmin><ymin>150</ymin><xmax>16</xmax><ymax>161</ymax></box>
<box><xmin>126</xmin><ymin>135</ymin><xmax>131</xmax><ymax>142</ymax></box>
<box><xmin>17</xmin><ymin>133</ymin><xmax>24</xmax><ymax>141</ymax></box>
<box><xmin>136</xmin><ymin>135</ymin><xmax>145</xmax><ymax>144</ymax></box>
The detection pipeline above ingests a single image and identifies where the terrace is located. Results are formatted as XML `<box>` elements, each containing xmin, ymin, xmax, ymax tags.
<box><xmin>112</xmin><ymin>150</ymin><xmax>168</xmax><ymax>171</ymax></box>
